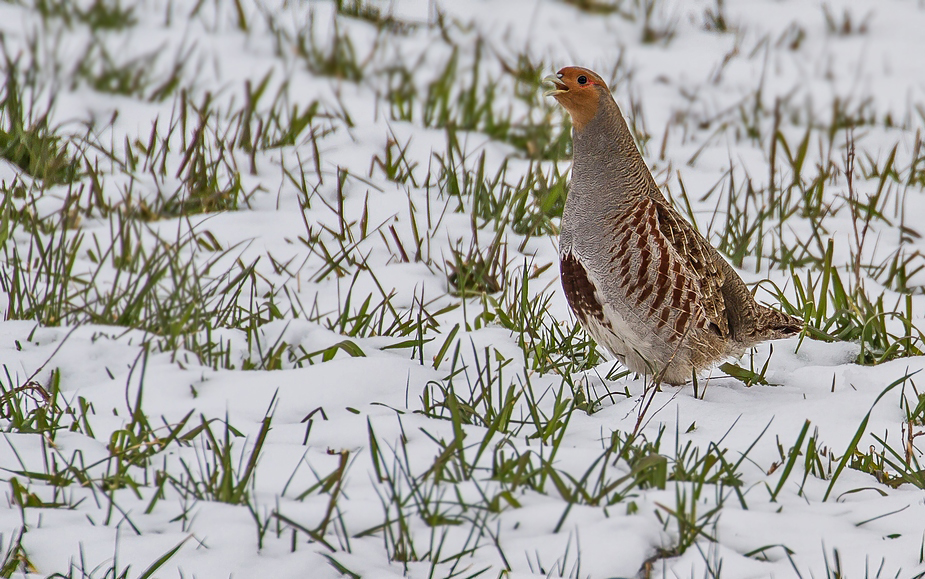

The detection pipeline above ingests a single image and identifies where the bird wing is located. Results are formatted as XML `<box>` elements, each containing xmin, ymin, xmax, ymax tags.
<box><xmin>651</xmin><ymin>200</ymin><xmax>731</xmax><ymax>338</ymax></box>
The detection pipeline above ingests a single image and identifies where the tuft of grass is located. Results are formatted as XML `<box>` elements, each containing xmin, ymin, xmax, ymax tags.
<box><xmin>650</xmin><ymin>486</ymin><xmax>722</xmax><ymax>563</ymax></box>
<box><xmin>386</xmin><ymin>45</ymin><xmax>572</xmax><ymax>160</ymax></box>
<box><xmin>560</xmin><ymin>0</ymin><xmax>678</xmax><ymax>44</ymax></box>
<box><xmin>633</xmin><ymin>0</ymin><xmax>678</xmax><ymax>45</ymax></box>
<box><xmin>293</xmin><ymin>19</ymin><xmax>367</xmax><ymax>82</ymax></box>
<box><xmin>475</xmin><ymin>260</ymin><xmax>606</xmax><ymax>378</ymax></box>
<box><xmin>445</xmin><ymin>230</ymin><xmax>506</xmax><ymax>298</ymax></box>
<box><xmin>361</xmin><ymin>420</ymin><xmax>497</xmax><ymax>574</ymax></box>
<box><xmin>434</xmin><ymin>131</ymin><xmax>567</xmax><ymax>236</ymax></box>
<box><xmin>113</xmin><ymin>91</ymin><xmax>261</xmax><ymax>219</ymax></box>
<box><xmin>560</xmin><ymin>0</ymin><xmax>624</xmax><ymax>14</ymax></box>
<box><xmin>0</xmin><ymin>527</ymin><xmax>36</xmax><ymax>577</ymax></box>
<box><xmin>335</xmin><ymin>0</ymin><xmax>413</xmax><ymax>33</ymax></box>
<box><xmin>0</xmin><ymin>202</ymin><xmax>285</xmax><ymax>373</ymax></box>
<box><xmin>0</xmin><ymin>367</ymin><xmax>83</xmax><ymax>440</ymax></box>
<box><xmin>719</xmin><ymin>347</ymin><xmax>771</xmax><ymax>388</ymax></box>
<box><xmin>168</xmin><ymin>402</ymin><xmax>274</xmax><ymax>506</ymax></box>
<box><xmin>335</xmin><ymin>0</ymin><xmax>381</xmax><ymax>20</ymax></box>
<box><xmin>0</xmin><ymin>58</ymin><xmax>81</xmax><ymax>185</ymax></box>
<box><xmin>771</xmin><ymin>239</ymin><xmax>925</xmax><ymax>365</ymax></box>
<box><xmin>822</xmin><ymin>3</ymin><xmax>871</xmax><ymax>36</ymax></box>
<box><xmin>368</xmin><ymin>132</ymin><xmax>419</xmax><ymax>186</ymax></box>
<box><xmin>42</xmin><ymin>538</ymin><xmax>189</xmax><ymax>579</ymax></box>
<box><xmin>853</xmin><ymin>378</ymin><xmax>925</xmax><ymax>491</ymax></box>
<box><xmin>32</xmin><ymin>0</ymin><xmax>136</xmax><ymax>29</ymax></box>
<box><xmin>703</xmin><ymin>0</ymin><xmax>729</xmax><ymax>33</ymax></box>
<box><xmin>171</xmin><ymin>94</ymin><xmax>250</xmax><ymax>215</ymax></box>
<box><xmin>72</xmin><ymin>38</ymin><xmax>189</xmax><ymax>102</ymax></box>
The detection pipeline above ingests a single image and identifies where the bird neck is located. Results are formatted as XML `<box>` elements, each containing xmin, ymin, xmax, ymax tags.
<box><xmin>569</xmin><ymin>96</ymin><xmax>656</xmax><ymax>208</ymax></box>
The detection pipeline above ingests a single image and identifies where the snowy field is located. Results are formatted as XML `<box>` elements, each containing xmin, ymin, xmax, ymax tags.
<box><xmin>1</xmin><ymin>0</ymin><xmax>925</xmax><ymax>577</ymax></box>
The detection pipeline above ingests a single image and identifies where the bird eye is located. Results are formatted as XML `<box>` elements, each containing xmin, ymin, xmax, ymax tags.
<box><xmin>577</xmin><ymin>75</ymin><xmax>588</xmax><ymax>85</ymax></box>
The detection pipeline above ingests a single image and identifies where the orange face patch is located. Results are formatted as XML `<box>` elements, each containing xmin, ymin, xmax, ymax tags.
<box><xmin>547</xmin><ymin>67</ymin><xmax>609</xmax><ymax>130</ymax></box>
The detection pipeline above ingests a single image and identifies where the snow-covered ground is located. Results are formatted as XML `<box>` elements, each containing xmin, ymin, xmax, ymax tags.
<box><xmin>1</xmin><ymin>0</ymin><xmax>924</xmax><ymax>577</ymax></box>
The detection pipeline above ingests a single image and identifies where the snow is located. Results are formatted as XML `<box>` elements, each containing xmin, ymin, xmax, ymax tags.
<box><xmin>1</xmin><ymin>0</ymin><xmax>925</xmax><ymax>577</ymax></box>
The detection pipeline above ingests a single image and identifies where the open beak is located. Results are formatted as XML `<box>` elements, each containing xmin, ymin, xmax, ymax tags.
<box><xmin>543</xmin><ymin>75</ymin><xmax>567</xmax><ymax>97</ymax></box>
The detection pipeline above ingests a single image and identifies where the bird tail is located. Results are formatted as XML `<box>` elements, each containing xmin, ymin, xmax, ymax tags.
<box><xmin>757</xmin><ymin>305</ymin><xmax>803</xmax><ymax>339</ymax></box>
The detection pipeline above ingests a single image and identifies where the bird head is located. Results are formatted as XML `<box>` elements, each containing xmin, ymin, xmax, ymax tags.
<box><xmin>544</xmin><ymin>67</ymin><xmax>609</xmax><ymax>130</ymax></box>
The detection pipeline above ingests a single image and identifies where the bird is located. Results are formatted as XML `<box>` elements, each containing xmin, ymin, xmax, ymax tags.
<box><xmin>546</xmin><ymin>66</ymin><xmax>802</xmax><ymax>385</ymax></box>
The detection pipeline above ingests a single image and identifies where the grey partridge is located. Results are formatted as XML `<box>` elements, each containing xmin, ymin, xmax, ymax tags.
<box><xmin>547</xmin><ymin>66</ymin><xmax>802</xmax><ymax>385</ymax></box>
